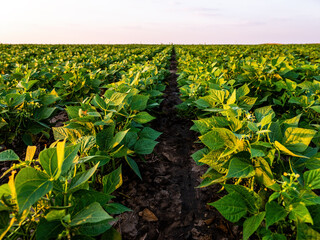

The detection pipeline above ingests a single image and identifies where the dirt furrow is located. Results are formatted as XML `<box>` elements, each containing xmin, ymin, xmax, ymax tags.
<box><xmin>116</xmin><ymin>48</ymin><xmax>237</xmax><ymax>240</ymax></box>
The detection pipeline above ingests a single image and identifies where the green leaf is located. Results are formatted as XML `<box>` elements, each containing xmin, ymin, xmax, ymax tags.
<box><xmin>268</xmin><ymin>192</ymin><xmax>280</xmax><ymax>202</ymax></box>
<box><xmin>78</xmin><ymin>219</ymin><xmax>112</xmax><ymax>236</ymax></box>
<box><xmin>269</xmin><ymin>121</ymin><xmax>283</xmax><ymax>143</ymax></box>
<box><xmin>110</xmin><ymin>130</ymin><xmax>129</xmax><ymax>149</ymax></box>
<box><xmin>305</xmin><ymin>153</ymin><xmax>320</xmax><ymax>170</ymax></box>
<box><xmin>5</xmin><ymin>93</ymin><xmax>25</xmax><ymax>107</ymax></box>
<box><xmin>209</xmin><ymin>193</ymin><xmax>247</xmax><ymax>222</ymax></box>
<box><xmin>309</xmin><ymin>205</ymin><xmax>320</xmax><ymax>232</ymax></box>
<box><xmin>79</xmin><ymin>155</ymin><xmax>110</xmax><ymax>166</ymax></box>
<box><xmin>300</xmin><ymin>190</ymin><xmax>320</xmax><ymax>206</ymax></box>
<box><xmin>199</xmin><ymin>149</ymin><xmax>231</xmax><ymax>172</ymax></box>
<box><xmin>139</xmin><ymin>127</ymin><xmax>161</xmax><ymax>140</ymax></box>
<box><xmin>111</xmin><ymin>147</ymin><xmax>128</xmax><ymax>158</ymax></box>
<box><xmin>236</xmin><ymin>84</ymin><xmax>250</xmax><ymax>98</ymax></box>
<box><xmin>36</xmin><ymin>219</ymin><xmax>64</xmax><ymax>240</ymax></box>
<box><xmin>126</xmin><ymin>156</ymin><xmax>142</xmax><ymax>180</ymax></box>
<box><xmin>39</xmin><ymin>147</ymin><xmax>58</xmax><ymax>178</ymax></box>
<box><xmin>0</xmin><ymin>184</ymin><xmax>10</xmax><ymax>199</ymax></box>
<box><xmin>289</xmin><ymin>202</ymin><xmax>313</xmax><ymax>224</ymax></box>
<box><xmin>0</xmin><ymin>150</ymin><xmax>19</xmax><ymax>162</ymax></box>
<box><xmin>274</xmin><ymin>141</ymin><xmax>308</xmax><ymax>158</ymax></box>
<box><xmin>69</xmin><ymin>163</ymin><xmax>99</xmax><ymax>191</ymax></box>
<box><xmin>133</xmin><ymin>112</ymin><xmax>155</xmax><ymax>124</ymax></box>
<box><xmin>304</xmin><ymin>169</ymin><xmax>320</xmax><ymax>189</ymax></box>
<box><xmin>285</xmin><ymin>79</ymin><xmax>297</xmax><ymax>91</ymax></box>
<box><xmin>66</xmin><ymin>106</ymin><xmax>81</xmax><ymax>119</ymax></box>
<box><xmin>208</xmin><ymin>89</ymin><xmax>226</xmax><ymax>104</ymax></box>
<box><xmin>310</xmin><ymin>106</ymin><xmax>320</xmax><ymax>113</ymax></box>
<box><xmin>72</xmin><ymin>190</ymin><xmax>114</xmax><ymax>208</ymax></box>
<box><xmin>61</xmin><ymin>144</ymin><xmax>80</xmax><ymax>175</ymax></box>
<box><xmin>265</xmin><ymin>201</ymin><xmax>287</xmax><ymax>228</ymax></box>
<box><xmin>22</xmin><ymin>134</ymin><xmax>33</xmax><ymax>146</ymax></box>
<box><xmin>226</xmin><ymin>157</ymin><xmax>255</xmax><ymax>178</ymax></box>
<box><xmin>70</xmin><ymin>202</ymin><xmax>113</xmax><ymax>227</ymax></box>
<box><xmin>61</xmin><ymin>72</ymin><xmax>73</xmax><ymax>80</ymax></box>
<box><xmin>54</xmin><ymin>140</ymin><xmax>65</xmax><ymax>180</ymax></box>
<box><xmin>283</xmin><ymin>70</ymin><xmax>299</xmax><ymax>80</ymax></box>
<box><xmin>109</xmin><ymin>92</ymin><xmax>127</xmax><ymax>106</ymax></box>
<box><xmin>94</xmin><ymin>95</ymin><xmax>107</xmax><ymax>110</ymax></box>
<box><xmin>248</xmin><ymin>122</ymin><xmax>259</xmax><ymax>132</ymax></box>
<box><xmin>17</xmin><ymin>80</ymin><xmax>38</xmax><ymax>91</ymax></box>
<box><xmin>227</xmin><ymin>89</ymin><xmax>236</xmax><ymax>105</ymax></box>
<box><xmin>0</xmin><ymin>211</ymin><xmax>9</xmax><ymax>228</ymax></box>
<box><xmin>102</xmin><ymin>166</ymin><xmax>122</xmax><ymax>195</ymax></box>
<box><xmin>275</xmin><ymin>56</ymin><xmax>286</xmax><ymax>66</ymax></box>
<box><xmin>96</xmin><ymin>124</ymin><xmax>115</xmax><ymax>151</ymax></box>
<box><xmin>123</xmin><ymin>131</ymin><xmax>138</xmax><ymax>149</ymax></box>
<box><xmin>197</xmin><ymin>169</ymin><xmax>224</xmax><ymax>188</ymax></box>
<box><xmin>40</xmin><ymin>89</ymin><xmax>60</xmax><ymax>106</ymax></box>
<box><xmin>87</xmin><ymin>111</ymin><xmax>101</xmax><ymax>117</ymax></box>
<box><xmin>69</xmin><ymin>190</ymin><xmax>114</xmax><ymax>220</ymax></box>
<box><xmin>192</xmin><ymin>117</ymin><xmax>229</xmax><ymax>135</ymax></box>
<box><xmin>199</xmin><ymin>128</ymin><xmax>237</xmax><ymax>151</ymax></box>
<box><xmin>52</xmin><ymin>127</ymin><xmax>81</xmax><ymax>142</ymax></box>
<box><xmin>224</xmin><ymin>184</ymin><xmax>262</xmax><ymax>214</ymax></box>
<box><xmin>45</xmin><ymin>210</ymin><xmax>66</xmax><ymax>222</ymax></box>
<box><xmin>243</xmin><ymin>212</ymin><xmax>265</xmax><ymax>240</ymax></box>
<box><xmin>260</xmin><ymin>113</ymin><xmax>273</xmax><ymax>128</ymax></box>
<box><xmin>15</xmin><ymin>168</ymin><xmax>52</xmax><ymax>213</ymax></box>
<box><xmin>130</xmin><ymin>94</ymin><xmax>149</xmax><ymax>111</ymax></box>
<box><xmin>229</xmin><ymin>117</ymin><xmax>243</xmax><ymax>132</ymax></box>
<box><xmin>238</xmin><ymin>96</ymin><xmax>257</xmax><ymax>110</ymax></box>
<box><xmin>77</xmin><ymin>136</ymin><xmax>96</xmax><ymax>153</ymax></box>
<box><xmin>191</xmin><ymin>148</ymin><xmax>208</xmax><ymax>165</ymax></box>
<box><xmin>282</xmin><ymin>114</ymin><xmax>301</xmax><ymax>127</ymax></box>
<box><xmin>283</xmin><ymin>127</ymin><xmax>317</xmax><ymax>153</ymax></box>
<box><xmin>105</xmin><ymin>203</ymin><xmax>131</xmax><ymax>215</ymax></box>
<box><xmin>254</xmin><ymin>106</ymin><xmax>275</xmax><ymax>122</ymax></box>
<box><xmin>297</xmin><ymin>223</ymin><xmax>320</xmax><ymax>240</ymax></box>
<box><xmin>134</xmin><ymin>138</ymin><xmax>158</xmax><ymax>155</ymax></box>
<box><xmin>255</xmin><ymin>157</ymin><xmax>278</xmax><ymax>190</ymax></box>
<box><xmin>251</xmin><ymin>147</ymin><xmax>266</xmax><ymax>158</ymax></box>
<box><xmin>34</xmin><ymin>107</ymin><xmax>56</xmax><ymax>121</ymax></box>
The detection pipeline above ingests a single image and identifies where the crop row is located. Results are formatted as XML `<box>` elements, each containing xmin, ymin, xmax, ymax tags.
<box><xmin>0</xmin><ymin>45</ymin><xmax>168</xmax><ymax>146</ymax></box>
<box><xmin>0</xmin><ymin>45</ymin><xmax>172</xmax><ymax>239</ymax></box>
<box><xmin>175</xmin><ymin>44</ymin><xmax>320</xmax><ymax>240</ymax></box>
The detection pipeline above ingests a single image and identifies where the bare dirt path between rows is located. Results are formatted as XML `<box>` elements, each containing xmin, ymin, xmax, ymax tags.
<box><xmin>116</xmin><ymin>49</ymin><xmax>239</xmax><ymax>240</ymax></box>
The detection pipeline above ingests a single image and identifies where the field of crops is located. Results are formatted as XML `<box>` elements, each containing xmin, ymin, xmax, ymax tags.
<box><xmin>0</xmin><ymin>44</ymin><xmax>320</xmax><ymax>240</ymax></box>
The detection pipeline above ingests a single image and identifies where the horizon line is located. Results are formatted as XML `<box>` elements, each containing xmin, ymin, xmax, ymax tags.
<box><xmin>1</xmin><ymin>42</ymin><xmax>320</xmax><ymax>45</ymax></box>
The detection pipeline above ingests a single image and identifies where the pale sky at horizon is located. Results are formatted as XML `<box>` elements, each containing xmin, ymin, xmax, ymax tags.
<box><xmin>0</xmin><ymin>0</ymin><xmax>319</xmax><ymax>44</ymax></box>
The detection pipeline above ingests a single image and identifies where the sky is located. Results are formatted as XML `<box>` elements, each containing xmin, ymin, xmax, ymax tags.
<box><xmin>0</xmin><ymin>0</ymin><xmax>319</xmax><ymax>44</ymax></box>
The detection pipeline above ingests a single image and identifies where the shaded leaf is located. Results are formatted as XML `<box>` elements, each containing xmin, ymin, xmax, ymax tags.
<box><xmin>70</xmin><ymin>202</ymin><xmax>112</xmax><ymax>227</ymax></box>
<box><xmin>209</xmin><ymin>193</ymin><xmax>247</xmax><ymax>223</ymax></box>
<box><xmin>15</xmin><ymin>168</ymin><xmax>52</xmax><ymax>213</ymax></box>
<box><xmin>102</xmin><ymin>166</ymin><xmax>122</xmax><ymax>195</ymax></box>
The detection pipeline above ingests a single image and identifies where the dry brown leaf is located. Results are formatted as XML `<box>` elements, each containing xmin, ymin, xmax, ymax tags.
<box><xmin>139</xmin><ymin>208</ymin><xmax>158</xmax><ymax>222</ymax></box>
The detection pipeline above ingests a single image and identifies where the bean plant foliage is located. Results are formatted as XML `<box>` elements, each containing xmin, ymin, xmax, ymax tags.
<box><xmin>176</xmin><ymin>44</ymin><xmax>320</xmax><ymax>240</ymax></box>
<box><xmin>0</xmin><ymin>45</ymin><xmax>172</xmax><ymax>239</ymax></box>
<box><xmin>2</xmin><ymin>44</ymin><xmax>319</xmax><ymax>239</ymax></box>
<box><xmin>0</xmin><ymin>141</ymin><xmax>123</xmax><ymax>239</ymax></box>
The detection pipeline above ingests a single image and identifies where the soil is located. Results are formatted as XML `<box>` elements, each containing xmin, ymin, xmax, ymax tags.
<box><xmin>115</xmin><ymin>49</ymin><xmax>241</xmax><ymax>240</ymax></box>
